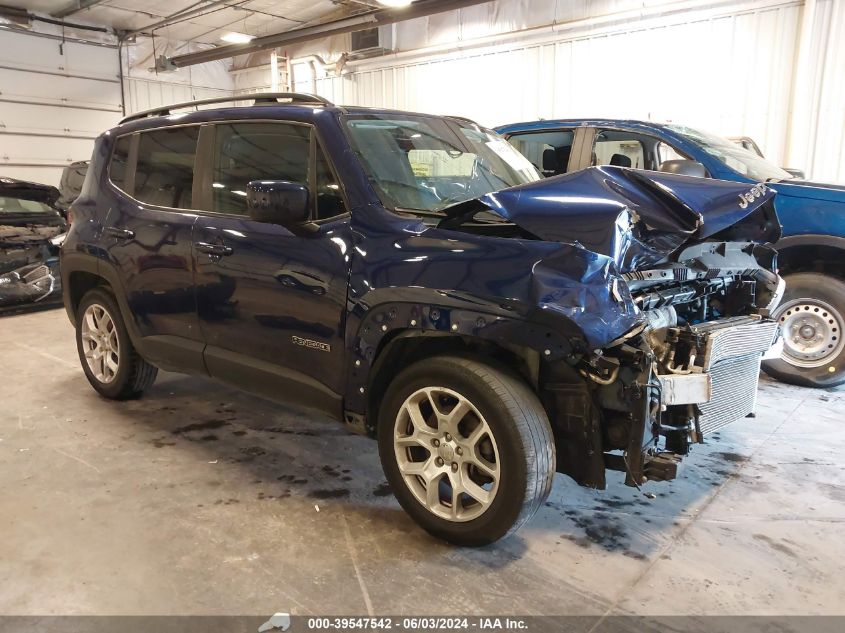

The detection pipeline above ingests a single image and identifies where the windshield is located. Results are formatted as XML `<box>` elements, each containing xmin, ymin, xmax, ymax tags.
<box><xmin>344</xmin><ymin>113</ymin><xmax>541</xmax><ymax>213</ymax></box>
<box><xmin>0</xmin><ymin>196</ymin><xmax>54</xmax><ymax>214</ymax></box>
<box><xmin>666</xmin><ymin>125</ymin><xmax>793</xmax><ymax>182</ymax></box>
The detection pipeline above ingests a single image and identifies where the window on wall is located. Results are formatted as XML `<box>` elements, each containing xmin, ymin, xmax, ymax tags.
<box><xmin>506</xmin><ymin>130</ymin><xmax>574</xmax><ymax>177</ymax></box>
<box><xmin>109</xmin><ymin>135</ymin><xmax>132</xmax><ymax>191</ymax></box>
<box><xmin>212</xmin><ymin>122</ymin><xmax>310</xmax><ymax>215</ymax></box>
<box><xmin>134</xmin><ymin>127</ymin><xmax>198</xmax><ymax>209</ymax></box>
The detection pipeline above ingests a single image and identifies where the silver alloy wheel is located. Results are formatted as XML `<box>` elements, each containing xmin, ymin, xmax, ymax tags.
<box><xmin>775</xmin><ymin>298</ymin><xmax>844</xmax><ymax>368</ymax></box>
<box><xmin>393</xmin><ymin>386</ymin><xmax>500</xmax><ymax>522</ymax></box>
<box><xmin>80</xmin><ymin>303</ymin><xmax>120</xmax><ymax>384</ymax></box>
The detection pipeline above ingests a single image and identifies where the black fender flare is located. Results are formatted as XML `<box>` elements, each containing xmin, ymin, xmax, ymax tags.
<box><xmin>343</xmin><ymin>297</ymin><xmax>584</xmax><ymax>417</ymax></box>
<box><xmin>774</xmin><ymin>234</ymin><xmax>845</xmax><ymax>276</ymax></box>
<box><xmin>775</xmin><ymin>233</ymin><xmax>845</xmax><ymax>251</ymax></box>
<box><xmin>62</xmin><ymin>251</ymin><xmax>146</xmax><ymax>350</ymax></box>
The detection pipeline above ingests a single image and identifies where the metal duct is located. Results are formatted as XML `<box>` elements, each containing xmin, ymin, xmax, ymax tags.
<box><xmin>156</xmin><ymin>0</ymin><xmax>493</xmax><ymax>70</ymax></box>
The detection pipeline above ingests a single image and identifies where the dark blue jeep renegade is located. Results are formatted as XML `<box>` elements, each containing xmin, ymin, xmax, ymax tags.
<box><xmin>62</xmin><ymin>93</ymin><xmax>784</xmax><ymax>545</ymax></box>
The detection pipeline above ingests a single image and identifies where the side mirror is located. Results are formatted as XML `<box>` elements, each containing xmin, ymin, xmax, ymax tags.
<box><xmin>782</xmin><ymin>168</ymin><xmax>805</xmax><ymax>179</ymax></box>
<box><xmin>659</xmin><ymin>159</ymin><xmax>707</xmax><ymax>178</ymax></box>
<box><xmin>247</xmin><ymin>180</ymin><xmax>310</xmax><ymax>226</ymax></box>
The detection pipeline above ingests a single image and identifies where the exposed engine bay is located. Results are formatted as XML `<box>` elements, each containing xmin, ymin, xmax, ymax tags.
<box><xmin>438</xmin><ymin>166</ymin><xmax>784</xmax><ymax>489</ymax></box>
<box><xmin>572</xmin><ymin>239</ymin><xmax>783</xmax><ymax>488</ymax></box>
<box><xmin>0</xmin><ymin>177</ymin><xmax>66</xmax><ymax>310</ymax></box>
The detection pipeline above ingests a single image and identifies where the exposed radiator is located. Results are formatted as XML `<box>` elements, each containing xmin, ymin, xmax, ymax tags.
<box><xmin>698</xmin><ymin>353</ymin><xmax>764</xmax><ymax>434</ymax></box>
<box><xmin>678</xmin><ymin>315</ymin><xmax>779</xmax><ymax>434</ymax></box>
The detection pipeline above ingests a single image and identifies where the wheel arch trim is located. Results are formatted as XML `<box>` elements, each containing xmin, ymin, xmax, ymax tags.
<box><xmin>343</xmin><ymin>299</ymin><xmax>580</xmax><ymax>427</ymax></box>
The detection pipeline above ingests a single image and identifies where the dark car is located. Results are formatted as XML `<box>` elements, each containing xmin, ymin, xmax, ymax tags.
<box><xmin>497</xmin><ymin>119</ymin><xmax>845</xmax><ymax>388</ymax></box>
<box><xmin>56</xmin><ymin>160</ymin><xmax>90</xmax><ymax>218</ymax></box>
<box><xmin>0</xmin><ymin>177</ymin><xmax>66</xmax><ymax>310</ymax></box>
<box><xmin>62</xmin><ymin>94</ymin><xmax>783</xmax><ymax>545</ymax></box>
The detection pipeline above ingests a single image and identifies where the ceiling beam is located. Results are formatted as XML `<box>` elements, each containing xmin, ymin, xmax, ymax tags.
<box><xmin>52</xmin><ymin>0</ymin><xmax>111</xmax><ymax>19</ymax></box>
<box><xmin>157</xmin><ymin>0</ymin><xmax>493</xmax><ymax>69</ymax></box>
<box><xmin>126</xmin><ymin>0</ymin><xmax>246</xmax><ymax>37</ymax></box>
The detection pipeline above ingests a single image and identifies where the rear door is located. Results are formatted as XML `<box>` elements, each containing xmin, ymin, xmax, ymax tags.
<box><xmin>102</xmin><ymin>126</ymin><xmax>203</xmax><ymax>372</ymax></box>
<box><xmin>191</xmin><ymin>120</ymin><xmax>351</xmax><ymax>416</ymax></box>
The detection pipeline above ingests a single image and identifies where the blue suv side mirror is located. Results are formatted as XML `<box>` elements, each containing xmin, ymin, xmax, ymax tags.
<box><xmin>247</xmin><ymin>180</ymin><xmax>310</xmax><ymax>226</ymax></box>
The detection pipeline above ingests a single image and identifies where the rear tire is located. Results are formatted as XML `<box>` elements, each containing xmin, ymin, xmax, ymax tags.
<box><xmin>378</xmin><ymin>355</ymin><xmax>555</xmax><ymax>546</ymax></box>
<box><xmin>75</xmin><ymin>288</ymin><xmax>157</xmax><ymax>399</ymax></box>
<box><xmin>762</xmin><ymin>273</ymin><xmax>845</xmax><ymax>388</ymax></box>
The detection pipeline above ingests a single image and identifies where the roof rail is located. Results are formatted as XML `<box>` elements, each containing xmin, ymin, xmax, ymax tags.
<box><xmin>447</xmin><ymin>115</ymin><xmax>481</xmax><ymax>127</ymax></box>
<box><xmin>120</xmin><ymin>92</ymin><xmax>334</xmax><ymax>124</ymax></box>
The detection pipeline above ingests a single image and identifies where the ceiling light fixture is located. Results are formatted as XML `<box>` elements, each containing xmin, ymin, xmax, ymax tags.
<box><xmin>221</xmin><ymin>32</ymin><xmax>255</xmax><ymax>44</ymax></box>
<box><xmin>377</xmin><ymin>0</ymin><xmax>413</xmax><ymax>7</ymax></box>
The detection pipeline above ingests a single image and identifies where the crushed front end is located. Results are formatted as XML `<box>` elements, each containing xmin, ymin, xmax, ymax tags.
<box><xmin>444</xmin><ymin>166</ymin><xmax>784</xmax><ymax>489</ymax></box>
<box><xmin>566</xmin><ymin>240</ymin><xmax>783</xmax><ymax>488</ymax></box>
<box><xmin>0</xmin><ymin>178</ymin><xmax>65</xmax><ymax>310</ymax></box>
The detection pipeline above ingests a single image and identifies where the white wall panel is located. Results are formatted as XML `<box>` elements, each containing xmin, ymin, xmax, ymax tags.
<box><xmin>259</xmin><ymin>0</ymin><xmax>845</xmax><ymax>182</ymax></box>
<box><xmin>314</xmin><ymin>1</ymin><xmax>804</xmax><ymax>170</ymax></box>
<box><xmin>786</xmin><ymin>0</ymin><xmax>845</xmax><ymax>182</ymax></box>
<box><xmin>122</xmin><ymin>38</ymin><xmax>235</xmax><ymax>115</ymax></box>
<box><xmin>0</xmin><ymin>29</ymin><xmax>121</xmax><ymax>186</ymax></box>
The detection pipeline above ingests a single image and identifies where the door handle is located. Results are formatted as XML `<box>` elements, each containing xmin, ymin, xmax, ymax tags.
<box><xmin>196</xmin><ymin>241</ymin><xmax>233</xmax><ymax>257</ymax></box>
<box><xmin>104</xmin><ymin>226</ymin><xmax>135</xmax><ymax>240</ymax></box>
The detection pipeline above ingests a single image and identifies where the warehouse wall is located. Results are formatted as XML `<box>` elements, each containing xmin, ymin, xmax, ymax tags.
<box><xmin>0</xmin><ymin>27</ymin><xmax>121</xmax><ymax>186</ymax></box>
<box><xmin>258</xmin><ymin>0</ymin><xmax>842</xmax><ymax>183</ymax></box>
<box><xmin>0</xmin><ymin>25</ymin><xmax>232</xmax><ymax>187</ymax></box>
<box><xmin>122</xmin><ymin>39</ymin><xmax>234</xmax><ymax>115</ymax></box>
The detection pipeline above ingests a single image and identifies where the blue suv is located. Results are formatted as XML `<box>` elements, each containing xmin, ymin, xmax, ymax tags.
<box><xmin>63</xmin><ymin>94</ymin><xmax>783</xmax><ymax>544</ymax></box>
<box><xmin>497</xmin><ymin>119</ymin><xmax>845</xmax><ymax>388</ymax></box>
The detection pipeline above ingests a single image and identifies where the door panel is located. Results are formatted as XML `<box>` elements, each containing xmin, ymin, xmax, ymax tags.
<box><xmin>191</xmin><ymin>120</ymin><xmax>351</xmax><ymax>415</ymax></box>
<box><xmin>193</xmin><ymin>215</ymin><xmax>351</xmax><ymax>414</ymax></box>
<box><xmin>102</xmin><ymin>128</ymin><xmax>203</xmax><ymax>372</ymax></box>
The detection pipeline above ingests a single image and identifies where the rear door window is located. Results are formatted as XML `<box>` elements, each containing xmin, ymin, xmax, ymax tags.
<box><xmin>506</xmin><ymin>130</ymin><xmax>574</xmax><ymax>176</ymax></box>
<box><xmin>134</xmin><ymin>127</ymin><xmax>199</xmax><ymax>209</ymax></box>
<box><xmin>657</xmin><ymin>141</ymin><xmax>688</xmax><ymax>165</ymax></box>
<box><xmin>592</xmin><ymin>130</ymin><xmax>647</xmax><ymax>169</ymax></box>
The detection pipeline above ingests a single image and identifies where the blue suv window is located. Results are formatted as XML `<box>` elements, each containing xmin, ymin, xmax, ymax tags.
<box><xmin>134</xmin><ymin>126</ymin><xmax>199</xmax><ymax>209</ymax></box>
<box><xmin>211</xmin><ymin>122</ymin><xmax>310</xmax><ymax>215</ymax></box>
<box><xmin>506</xmin><ymin>130</ymin><xmax>574</xmax><ymax>177</ymax></box>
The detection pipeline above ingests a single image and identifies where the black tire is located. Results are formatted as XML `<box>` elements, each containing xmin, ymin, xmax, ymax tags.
<box><xmin>75</xmin><ymin>287</ymin><xmax>158</xmax><ymax>399</ymax></box>
<box><xmin>378</xmin><ymin>355</ymin><xmax>555</xmax><ymax>546</ymax></box>
<box><xmin>762</xmin><ymin>272</ymin><xmax>845</xmax><ymax>388</ymax></box>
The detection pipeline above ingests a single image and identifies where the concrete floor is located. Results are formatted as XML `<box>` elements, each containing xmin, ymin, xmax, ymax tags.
<box><xmin>1</xmin><ymin>308</ymin><xmax>844</xmax><ymax>618</ymax></box>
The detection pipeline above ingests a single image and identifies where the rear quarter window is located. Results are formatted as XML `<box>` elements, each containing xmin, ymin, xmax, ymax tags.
<box><xmin>109</xmin><ymin>135</ymin><xmax>132</xmax><ymax>191</ymax></box>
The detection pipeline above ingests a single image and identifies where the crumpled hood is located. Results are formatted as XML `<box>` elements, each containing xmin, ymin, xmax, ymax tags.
<box><xmin>0</xmin><ymin>177</ymin><xmax>60</xmax><ymax>207</ymax></box>
<box><xmin>454</xmin><ymin>166</ymin><xmax>780</xmax><ymax>272</ymax></box>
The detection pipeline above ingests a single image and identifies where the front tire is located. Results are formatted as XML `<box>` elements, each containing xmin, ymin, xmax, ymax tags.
<box><xmin>762</xmin><ymin>272</ymin><xmax>845</xmax><ymax>388</ymax></box>
<box><xmin>378</xmin><ymin>355</ymin><xmax>555</xmax><ymax>546</ymax></box>
<box><xmin>75</xmin><ymin>288</ymin><xmax>158</xmax><ymax>399</ymax></box>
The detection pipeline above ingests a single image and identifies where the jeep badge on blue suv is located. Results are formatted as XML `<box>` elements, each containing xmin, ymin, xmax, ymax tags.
<box><xmin>62</xmin><ymin>94</ymin><xmax>783</xmax><ymax>545</ymax></box>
